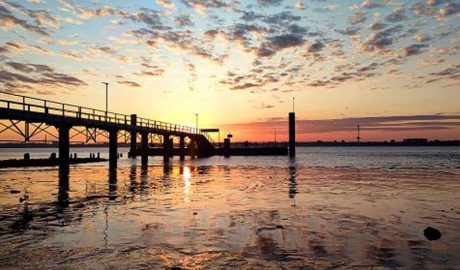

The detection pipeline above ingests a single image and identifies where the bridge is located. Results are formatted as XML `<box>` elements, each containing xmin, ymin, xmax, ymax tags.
<box><xmin>0</xmin><ymin>91</ymin><xmax>216</xmax><ymax>172</ymax></box>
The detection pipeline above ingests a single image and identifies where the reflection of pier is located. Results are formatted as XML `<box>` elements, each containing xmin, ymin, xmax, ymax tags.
<box><xmin>288</xmin><ymin>165</ymin><xmax>297</xmax><ymax>206</ymax></box>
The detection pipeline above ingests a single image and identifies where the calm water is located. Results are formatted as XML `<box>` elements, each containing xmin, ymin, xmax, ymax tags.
<box><xmin>0</xmin><ymin>147</ymin><xmax>459</xmax><ymax>269</ymax></box>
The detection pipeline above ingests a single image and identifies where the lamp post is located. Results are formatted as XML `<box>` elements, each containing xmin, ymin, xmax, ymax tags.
<box><xmin>195</xmin><ymin>113</ymin><xmax>198</xmax><ymax>134</ymax></box>
<box><xmin>102</xmin><ymin>82</ymin><xmax>109</xmax><ymax>112</ymax></box>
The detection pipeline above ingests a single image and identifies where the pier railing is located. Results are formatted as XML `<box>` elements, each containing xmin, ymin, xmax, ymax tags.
<box><xmin>0</xmin><ymin>91</ymin><xmax>200</xmax><ymax>135</ymax></box>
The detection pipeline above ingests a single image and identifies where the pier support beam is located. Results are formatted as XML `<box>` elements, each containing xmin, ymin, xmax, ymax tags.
<box><xmin>141</xmin><ymin>131</ymin><xmax>148</xmax><ymax>165</ymax></box>
<box><xmin>109</xmin><ymin>129</ymin><xmax>118</xmax><ymax>170</ymax></box>
<box><xmin>289</xmin><ymin>112</ymin><xmax>295</xmax><ymax>157</ymax></box>
<box><xmin>58</xmin><ymin>169</ymin><xmax>69</xmax><ymax>209</ymax></box>
<box><xmin>189</xmin><ymin>138</ymin><xmax>196</xmax><ymax>158</ymax></box>
<box><xmin>163</xmin><ymin>135</ymin><xmax>170</xmax><ymax>162</ymax></box>
<box><xmin>179</xmin><ymin>136</ymin><xmax>185</xmax><ymax>161</ymax></box>
<box><xmin>58</xmin><ymin>125</ymin><xmax>70</xmax><ymax>173</ymax></box>
<box><xmin>129</xmin><ymin>114</ymin><xmax>137</xmax><ymax>158</ymax></box>
<box><xmin>224</xmin><ymin>138</ymin><xmax>230</xmax><ymax>158</ymax></box>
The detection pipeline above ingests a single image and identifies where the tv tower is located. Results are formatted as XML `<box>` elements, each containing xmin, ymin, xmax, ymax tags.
<box><xmin>356</xmin><ymin>125</ymin><xmax>361</xmax><ymax>143</ymax></box>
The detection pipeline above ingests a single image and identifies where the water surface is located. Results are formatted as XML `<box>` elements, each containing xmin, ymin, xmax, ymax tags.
<box><xmin>0</xmin><ymin>147</ymin><xmax>459</xmax><ymax>269</ymax></box>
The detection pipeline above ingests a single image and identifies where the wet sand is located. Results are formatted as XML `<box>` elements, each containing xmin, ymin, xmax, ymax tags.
<box><xmin>1</xmin><ymin>160</ymin><xmax>459</xmax><ymax>269</ymax></box>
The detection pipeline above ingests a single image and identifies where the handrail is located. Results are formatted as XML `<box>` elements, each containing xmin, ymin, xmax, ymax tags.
<box><xmin>0</xmin><ymin>91</ymin><xmax>204</xmax><ymax>136</ymax></box>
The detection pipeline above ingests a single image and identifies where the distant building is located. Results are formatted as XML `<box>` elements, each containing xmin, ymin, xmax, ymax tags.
<box><xmin>403</xmin><ymin>138</ymin><xmax>428</xmax><ymax>144</ymax></box>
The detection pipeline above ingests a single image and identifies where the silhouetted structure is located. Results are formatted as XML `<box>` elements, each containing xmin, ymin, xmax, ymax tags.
<box><xmin>403</xmin><ymin>138</ymin><xmax>428</xmax><ymax>144</ymax></box>
<box><xmin>0</xmin><ymin>91</ymin><xmax>214</xmax><ymax>173</ymax></box>
<box><xmin>0</xmin><ymin>92</ymin><xmax>292</xmax><ymax>174</ymax></box>
<box><xmin>289</xmin><ymin>112</ymin><xmax>295</xmax><ymax>157</ymax></box>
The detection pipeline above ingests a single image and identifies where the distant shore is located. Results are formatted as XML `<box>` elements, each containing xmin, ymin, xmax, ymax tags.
<box><xmin>0</xmin><ymin>140</ymin><xmax>459</xmax><ymax>148</ymax></box>
<box><xmin>296</xmin><ymin>140</ymin><xmax>460</xmax><ymax>147</ymax></box>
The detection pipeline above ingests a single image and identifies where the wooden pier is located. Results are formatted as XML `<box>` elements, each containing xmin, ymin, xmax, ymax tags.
<box><xmin>0</xmin><ymin>91</ymin><xmax>215</xmax><ymax>172</ymax></box>
<box><xmin>0</xmin><ymin>91</ymin><xmax>295</xmax><ymax>173</ymax></box>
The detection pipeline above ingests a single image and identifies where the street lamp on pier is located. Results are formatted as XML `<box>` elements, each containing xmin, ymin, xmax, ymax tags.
<box><xmin>102</xmin><ymin>82</ymin><xmax>109</xmax><ymax>113</ymax></box>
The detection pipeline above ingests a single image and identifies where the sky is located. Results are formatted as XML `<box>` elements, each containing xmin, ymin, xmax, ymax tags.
<box><xmin>0</xmin><ymin>0</ymin><xmax>459</xmax><ymax>142</ymax></box>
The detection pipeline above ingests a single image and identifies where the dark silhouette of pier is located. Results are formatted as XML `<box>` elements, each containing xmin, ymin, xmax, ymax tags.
<box><xmin>0</xmin><ymin>91</ymin><xmax>215</xmax><ymax>172</ymax></box>
<box><xmin>0</xmin><ymin>91</ymin><xmax>295</xmax><ymax>173</ymax></box>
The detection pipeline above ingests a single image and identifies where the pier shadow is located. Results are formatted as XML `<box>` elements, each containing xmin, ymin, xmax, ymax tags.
<box><xmin>288</xmin><ymin>159</ymin><xmax>297</xmax><ymax>206</ymax></box>
<box><xmin>129</xmin><ymin>163</ymin><xmax>137</xmax><ymax>194</ymax></box>
<box><xmin>108</xmin><ymin>168</ymin><xmax>117</xmax><ymax>200</ymax></box>
<box><xmin>140</xmin><ymin>162</ymin><xmax>148</xmax><ymax>193</ymax></box>
<box><xmin>57</xmin><ymin>169</ymin><xmax>70</xmax><ymax>211</ymax></box>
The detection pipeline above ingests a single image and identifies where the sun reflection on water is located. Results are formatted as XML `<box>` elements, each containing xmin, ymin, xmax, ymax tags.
<box><xmin>183</xmin><ymin>166</ymin><xmax>192</xmax><ymax>203</ymax></box>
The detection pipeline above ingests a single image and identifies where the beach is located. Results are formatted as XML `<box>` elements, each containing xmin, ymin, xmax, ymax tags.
<box><xmin>0</xmin><ymin>147</ymin><xmax>459</xmax><ymax>269</ymax></box>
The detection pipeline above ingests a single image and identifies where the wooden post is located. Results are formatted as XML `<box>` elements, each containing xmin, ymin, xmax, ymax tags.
<box><xmin>129</xmin><ymin>114</ymin><xmax>137</xmax><ymax>158</ymax></box>
<box><xmin>109</xmin><ymin>129</ymin><xmax>118</xmax><ymax>170</ymax></box>
<box><xmin>289</xmin><ymin>112</ymin><xmax>295</xmax><ymax>157</ymax></box>
<box><xmin>58</xmin><ymin>125</ymin><xmax>70</xmax><ymax>174</ymax></box>
<box><xmin>141</xmin><ymin>132</ymin><xmax>148</xmax><ymax>165</ymax></box>
<box><xmin>224</xmin><ymin>138</ymin><xmax>230</xmax><ymax>158</ymax></box>
<box><xmin>179</xmin><ymin>136</ymin><xmax>185</xmax><ymax>161</ymax></box>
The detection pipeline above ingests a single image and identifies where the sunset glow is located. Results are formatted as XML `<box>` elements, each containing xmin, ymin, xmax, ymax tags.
<box><xmin>1</xmin><ymin>0</ymin><xmax>459</xmax><ymax>141</ymax></box>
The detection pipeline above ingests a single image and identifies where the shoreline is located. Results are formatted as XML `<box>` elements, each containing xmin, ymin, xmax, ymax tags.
<box><xmin>0</xmin><ymin>141</ymin><xmax>459</xmax><ymax>148</ymax></box>
<box><xmin>0</xmin><ymin>157</ymin><xmax>108</xmax><ymax>168</ymax></box>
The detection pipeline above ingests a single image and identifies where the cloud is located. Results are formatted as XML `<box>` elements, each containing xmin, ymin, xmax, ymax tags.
<box><xmin>401</xmin><ymin>44</ymin><xmax>428</xmax><ymax>56</ymax></box>
<box><xmin>255</xmin><ymin>103</ymin><xmax>275</xmax><ymax>109</ymax></box>
<box><xmin>308</xmin><ymin>41</ymin><xmax>324</xmax><ymax>53</ymax></box>
<box><xmin>268</xmin><ymin>34</ymin><xmax>304</xmax><ymax>50</ymax></box>
<box><xmin>222</xmin><ymin>114</ymin><xmax>460</xmax><ymax>136</ymax></box>
<box><xmin>180</xmin><ymin>0</ymin><xmax>233</xmax><ymax>13</ymax></box>
<box><xmin>0</xmin><ymin>61</ymin><xmax>87</xmax><ymax>92</ymax></box>
<box><xmin>156</xmin><ymin>0</ymin><xmax>176</xmax><ymax>9</ymax></box>
<box><xmin>117</xmin><ymin>80</ymin><xmax>141</xmax><ymax>87</ymax></box>
<box><xmin>361</xmin><ymin>0</ymin><xmax>383</xmax><ymax>9</ymax></box>
<box><xmin>361</xmin><ymin>25</ymin><xmax>403</xmax><ymax>52</ymax></box>
<box><xmin>349</xmin><ymin>11</ymin><xmax>367</xmax><ymax>25</ymax></box>
<box><xmin>439</xmin><ymin>2</ymin><xmax>460</xmax><ymax>17</ymax></box>
<box><xmin>133</xmin><ymin>62</ymin><xmax>165</xmax><ymax>77</ymax></box>
<box><xmin>231</xmin><ymin>82</ymin><xmax>262</xmax><ymax>90</ymax></box>
<box><xmin>429</xmin><ymin>64</ymin><xmax>460</xmax><ymax>82</ymax></box>
<box><xmin>1</xmin><ymin>0</ymin><xmax>458</xmax><ymax>97</ymax></box>
<box><xmin>24</xmin><ymin>8</ymin><xmax>60</xmax><ymax>28</ymax></box>
<box><xmin>6</xmin><ymin>62</ymin><xmax>35</xmax><ymax>73</ymax></box>
<box><xmin>413</xmin><ymin>34</ymin><xmax>431</xmax><ymax>42</ymax></box>
<box><xmin>385</xmin><ymin>7</ymin><xmax>406</xmax><ymax>22</ymax></box>
<box><xmin>0</xmin><ymin>3</ymin><xmax>51</xmax><ymax>35</ymax></box>
<box><xmin>257</xmin><ymin>0</ymin><xmax>283</xmax><ymax>6</ymax></box>
<box><xmin>368</xmin><ymin>22</ymin><xmax>387</xmax><ymax>31</ymax></box>
<box><xmin>0</xmin><ymin>41</ymin><xmax>26</xmax><ymax>55</ymax></box>
<box><xmin>255</xmin><ymin>34</ymin><xmax>304</xmax><ymax>57</ymax></box>
<box><xmin>336</xmin><ymin>27</ymin><xmax>360</xmax><ymax>35</ymax></box>
<box><xmin>89</xmin><ymin>45</ymin><xmax>116</xmax><ymax>54</ymax></box>
<box><xmin>59</xmin><ymin>50</ymin><xmax>83</xmax><ymax>60</ymax></box>
<box><xmin>175</xmin><ymin>14</ymin><xmax>193</xmax><ymax>26</ymax></box>
<box><xmin>294</xmin><ymin>1</ymin><xmax>306</xmax><ymax>10</ymax></box>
